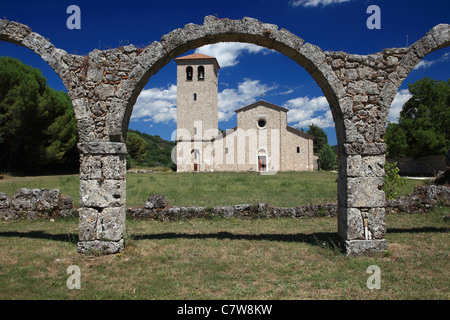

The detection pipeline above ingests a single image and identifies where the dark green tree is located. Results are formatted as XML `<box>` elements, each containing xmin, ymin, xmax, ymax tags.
<box><xmin>385</xmin><ymin>77</ymin><xmax>449</xmax><ymax>158</ymax></box>
<box><xmin>318</xmin><ymin>144</ymin><xmax>337</xmax><ymax>171</ymax></box>
<box><xmin>0</xmin><ymin>57</ymin><xmax>78</xmax><ymax>174</ymax></box>
<box><xmin>384</xmin><ymin>122</ymin><xmax>409</xmax><ymax>158</ymax></box>
<box><xmin>306</xmin><ymin>123</ymin><xmax>328</xmax><ymax>154</ymax></box>
<box><xmin>126</xmin><ymin>132</ymin><xmax>148</xmax><ymax>164</ymax></box>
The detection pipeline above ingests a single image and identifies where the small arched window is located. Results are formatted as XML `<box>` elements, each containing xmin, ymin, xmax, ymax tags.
<box><xmin>194</xmin><ymin>93</ymin><xmax>197</xmax><ymax>101</ymax></box>
<box><xmin>192</xmin><ymin>149</ymin><xmax>200</xmax><ymax>160</ymax></box>
<box><xmin>198</xmin><ymin>66</ymin><xmax>205</xmax><ymax>80</ymax></box>
<box><xmin>186</xmin><ymin>66</ymin><xmax>193</xmax><ymax>81</ymax></box>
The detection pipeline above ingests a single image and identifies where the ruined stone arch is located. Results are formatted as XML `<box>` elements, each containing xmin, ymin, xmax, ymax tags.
<box><xmin>121</xmin><ymin>16</ymin><xmax>347</xmax><ymax>143</ymax></box>
<box><xmin>1</xmin><ymin>16</ymin><xmax>448</xmax><ymax>256</ymax></box>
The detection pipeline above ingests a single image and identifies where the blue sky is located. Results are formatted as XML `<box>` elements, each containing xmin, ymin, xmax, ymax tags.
<box><xmin>1</xmin><ymin>0</ymin><xmax>449</xmax><ymax>146</ymax></box>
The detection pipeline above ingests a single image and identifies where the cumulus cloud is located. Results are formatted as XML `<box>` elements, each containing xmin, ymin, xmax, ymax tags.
<box><xmin>387</xmin><ymin>89</ymin><xmax>412</xmax><ymax>123</ymax></box>
<box><xmin>283</xmin><ymin>95</ymin><xmax>335</xmax><ymax>128</ymax></box>
<box><xmin>131</xmin><ymin>84</ymin><xmax>177</xmax><ymax>124</ymax></box>
<box><xmin>218</xmin><ymin>79</ymin><xmax>277</xmax><ymax>121</ymax></box>
<box><xmin>131</xmin><ymin>79</ymin><xmax>277</xmax><ymax>124</ymax></box>
<box><xmin>413</xmin><ymin>52</ymin><xmax>450</xmax><ymax>70</ymax></box>
<box><xmin>290</xmin><ymin>0</ymin><xmax>352</xmax><ymax>8</ymax></box>
<box><xmin>196</xmin><ymin>43</ymin><xmax>270</xmax><ymax>68</ymax></box>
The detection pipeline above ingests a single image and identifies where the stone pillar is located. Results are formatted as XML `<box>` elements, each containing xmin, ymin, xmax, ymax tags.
<box><xmin>337</xmin><ymin>147</ymin><xmax>388</xmax><ymax>256</ymax></box>
<box><xmin>77</xmin><ymin>142</ymin><xmax>127</xmax><ymax>254</ymax></box>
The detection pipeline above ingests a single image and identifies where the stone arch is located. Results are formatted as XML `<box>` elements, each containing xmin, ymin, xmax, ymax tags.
<box><xmin>379</xmin><ymin>23</ymin><xmax>450</xmax><ymax>113</ymax></box>
<box><xmin>0</xmin><ymin>19</ymin><xmax>78</xmax><ymax>94</ymax></box>
<box><xmin>2</xmin><ymin>16</ymin><xmax>448</xmax><ymax>256</ymax></box>
<box><xmin>120</xmin><ymin>16</ymin><xmax>347</xmax><ymax>143</ymax></box>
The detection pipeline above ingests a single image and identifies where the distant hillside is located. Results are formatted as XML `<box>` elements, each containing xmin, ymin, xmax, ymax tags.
<box><xmin>127</xmin><ymin>129</ymin><xmax>175</xmax><ymax>169</ymax></box>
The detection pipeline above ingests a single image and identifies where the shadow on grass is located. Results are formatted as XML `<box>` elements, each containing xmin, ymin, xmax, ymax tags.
<box><xmin>0</xmin><ymin>226</ymin><xmax>447</xmax><ymax>251</ymax></box>
<box><xmin>0</xmin><ymin>231</ymin><xmax>79</xmax><ymax>243</ymax></box>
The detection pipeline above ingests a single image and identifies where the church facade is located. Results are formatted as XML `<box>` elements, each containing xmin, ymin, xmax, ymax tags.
<box><xmin>174</xmin><ymin>53</ymin><xmax>316</xmax><ymax>173</ymax></box>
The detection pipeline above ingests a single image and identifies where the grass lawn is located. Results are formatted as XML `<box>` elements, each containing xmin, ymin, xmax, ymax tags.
<box><xmin>0</xmin><ymin>171</ymin><xmax>445</xmax><ymax>300</ymax></box>
<box><xmin>0</xmin><ymin>206</ymin><xmax>448</xmax><ymax>300</ymax></box>
<box><xmin>0</xmin><ymin>171</ymin><xmax>429</xmax><ymax>207</ymax></box>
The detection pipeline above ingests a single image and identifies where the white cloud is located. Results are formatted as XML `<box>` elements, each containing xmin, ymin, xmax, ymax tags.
<box><xmin>290</xmin><ymin>0</ymin><xmax>351</xmax><ymax>8</ymax></box>
<box><xmin>413</xmin><ymin>60</ymin><xmax>436</xmax><ymax>70</ymax></box>
<box><xmin>413</xmin><ymin>52</ymin><xmax>450</xmax><ymax>70</ymax></box>
<box><xmin>196</xmin><ymin>43</ymin><xmax>270</xmax><ymax>68</ymax></box>
<box><xmin>283</xmin><ymin>95</ymin><xmax>335</xmax><ymax>128</ymax></box>
<box><xmin>131</xmin><ymin>79</ymin><xmax>277</xmax><ymax>125</ymax></box>
<box><xmin>131</xmin><ymin>84</ymin><xmax>177</xmax><ymax>124</ymax></box>
<box><xmin>218</xmin><ymin>79</ymin><xmax>277</xmax><ymax>121</ymax></box>
<box><xmin>387</xmin><ymin>89</ymin><xmax>412</xmax><ymax>123</ymax></box>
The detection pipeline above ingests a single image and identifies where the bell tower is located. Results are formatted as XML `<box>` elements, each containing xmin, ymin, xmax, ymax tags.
<box><xmin>174</xmin><ymin>53</ymin><xmax>220</xmax><ymax>172</ymax></box>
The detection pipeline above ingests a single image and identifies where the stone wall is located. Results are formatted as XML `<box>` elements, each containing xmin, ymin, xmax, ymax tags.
<box><xmin>387</xmin><ymin>155</ymin><xmax>446</xmax><ymax>176</ymax></box>
<box><xmin>0</xmin><ymin>189</ymin><xmax>75</xmax><ymax>221</ymax></box>
<box><xmin>1</xmin><ymin>16</ymin><xmax>449</xmax><ymax>256</ymax></box>
<box><xmin>128</xmin><ymin>195</ymin><xmax>339</xmax><ymax>221</ymax></box>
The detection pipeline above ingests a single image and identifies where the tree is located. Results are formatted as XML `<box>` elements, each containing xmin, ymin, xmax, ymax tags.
<box><xmin>385</xmin><ymin>77</ymin><xmax>450</xmax><ymax>158</ymax></box>
<box><xmin>318</xmin><ymin>144</ymin><xmax>337</xmax><ymax>171</ymax></box>
<box><xmin>306</xmin><ymin>123</ymin><xmax>328</xmax><ymax>154</ymax></box>
<box><xmin>0</xmin><ymin>57</ymin><xmax>78</xmax><ymax>174</ymax></box>
<box><xmin>126</xmin><ymin>132</ymin><xmax>148</xmax><ymax>164</ymax></box>
<box><xmin>384</xmin><ymin>122</ymin><xmax>408</xmax><ymax>158</ymax></box>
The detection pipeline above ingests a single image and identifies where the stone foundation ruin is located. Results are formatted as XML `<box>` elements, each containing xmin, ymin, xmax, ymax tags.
<box><xmin>0</xmin><ymin>16</ymin><xmax>448</xmax><ymax>255</ymax></box>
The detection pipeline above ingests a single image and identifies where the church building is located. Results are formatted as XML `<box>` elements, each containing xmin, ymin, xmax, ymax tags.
<box><xmin>174</xmin><ymin>53</ymin><xmax>316</xmax><ymax>173</ymax></box>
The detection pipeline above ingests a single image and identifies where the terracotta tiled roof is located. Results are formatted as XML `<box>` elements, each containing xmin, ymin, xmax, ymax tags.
<box><xmin>175</xmin><ymin>53</ymin><xmax>216</xmax><ymax>60</ymax></box>
<box><xmin>286</xmin><ymin>126</ymin><xmax>315</xmax><ymax>140</ymax></box>
<box><xmin>175</xmin><ymin>53</ymin><xmax>220</xmax><ymax>69</ymax></box>
<box><xmin>235</xmin><ymin>100</ymin><xmax>289</xmax><ymax>113</ymax></box>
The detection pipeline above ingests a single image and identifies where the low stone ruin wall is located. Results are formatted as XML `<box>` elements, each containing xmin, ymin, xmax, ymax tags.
<box><xmin>0</xmin><ymin>188</ymin><xmax>76</xmax><ymax>221</ymax></box>
<box><xmin>128</xmin><ymin>198</ymin><xmax>339</xmax><ymax>221</ymax></box>
<box><xmin>128</xmin><ymin>185</ymin><xmax>450</xmax><ymax>221</ymax></box>
<box><xmin>1</xmin><ymin>185</ymin><xmax>449</xmax><ymax>222</ymax></box>
<box><xmin>386</xmin><ymin>184</ymin><xmax>450</xmax><ymax>214</ymax></box>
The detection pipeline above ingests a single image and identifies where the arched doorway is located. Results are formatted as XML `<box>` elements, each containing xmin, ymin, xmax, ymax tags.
<box><xmin>1</xmin><ymin>17</ymin><xmax>448</xmax><ymax>255</ymax></box>
<box><xmin>257</xmin><ymin>148</ymin><xmax>268</xmax><ymax>173</ymax></box>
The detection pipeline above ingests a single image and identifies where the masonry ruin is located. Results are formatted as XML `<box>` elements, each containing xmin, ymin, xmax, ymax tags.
<box><xmin>0</xmin><ymin>16</ymin><xmax>448</xmax><ymax>255</ymax></box>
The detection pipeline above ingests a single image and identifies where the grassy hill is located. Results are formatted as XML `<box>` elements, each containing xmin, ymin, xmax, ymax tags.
<box><xmin>127</xmin><ymin>129</ymin><xmax>175</xmax><ymax>170</ymax></box>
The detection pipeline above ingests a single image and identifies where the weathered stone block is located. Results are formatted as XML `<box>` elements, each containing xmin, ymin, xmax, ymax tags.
<box><xmin>36</xmin><ymin>189</ymin><xmax>61</xmax><ymax>213</ymax></box>
<box><xmin>364</xmin><ymin>208</ymin><xmax>386</xmax><ymax>239</ymax></box>
<box><xmin>344</xmin><ymin>239</ymin><xmax>387</xmax><ymax>256</ymax></box>
<box><xmin>78</xmin><ymin>207</ymin><xmax>100</xmax><ymax>241</ymax></box>
<box><xmin>144</xmin><ymin>195</ymin><xmax>168</xmax><ymax>210</ymax></box>
<box><xmin>0</xmin><ymin>209</ymin><xmax>18</xmax><ymax>221</ymax></box>
<box><xmin>272</xmin><ymin>28</ymin><xmax>305</xmax><ymax>59</ymax></box>
<box><xmin>77</xmin><ymin>142</ymin><xmax>127</xmax><ymax>155</ymax></box>
<box><xmin>77</xmin><ymin>239</ymin><xmax>124</xmax><ymax>254</ymax></box>
<box><xmin>95</xmin><ymin>83</ymin><xmax>115</xmax><ymax>100</ymax></box>
<box><xmin>298</xmin><ymin>42</ymin><xmax>326</xmax><ymax>73</ymax></box>
<box><xmin>100</xmin><ymin>206</ymin><xmax>126</xmax><ymax>241</ymax></box>
<box><xmin>80</xmin><ymin>154</ymin><xmax>126</xmax><ymax>180</ymax></box>
<box><xmin>341</xmin><ymin>142</ymin><xmax>387</xmax><ymax>156</ymax></box>
<box><xmin>12</xmin><ymin>188</ymin><xmax>60</xmax><ymax>214</ymax></box>
<box><xmin>429</xmin><ymin>23</ymin><xmax>450</xmax><ymax>49</ymax></box>
<box><xmin>212</xmin><ymin>206</ymin><xmax>235</xmax><ymax>218</ymax></box>
<box><xmin>343</xmin><ymin>177</ymin><xmax>385</xmax><ymax>208</ymax></box>
<box><xmin>0</xmin><ymin>192</ymin><xmax>11</xmax><ymax>209</ymax></box>
<box><xmin>339</xmin><ymin>155</ymin><xmax>385</xmax><ymax>177</ymax></box>
<box><xmin>0</xmin><ymin>21</ymin><xmax>31</xmax><ymax>44</ymax></box>
<box><xmin>79</xmin><ymin>180</ymin><xmax>126</xmax><ymax>208</ymax></box>
<box><xmin>22</xmin><ymin>32</ymin><xmax>54</xmax><ymax>56</ymax></box>
<box><xmin>338</xmin><ymin>207</ymin><xmax>364</xmax><ymax>240</ymax></box>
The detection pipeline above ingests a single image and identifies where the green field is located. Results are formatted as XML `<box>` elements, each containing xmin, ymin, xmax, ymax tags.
<box><xmin>0</xmin><ymin>207</ymin><xmax>448</xmax><ymax>299</ymax></box>
<box><xmin>0</xmin><ymin>171</ymin><xmax>448</xmax><ymax>300</ymax></box>
<box><xmin>0</xmin><ymin>171</ymin><xmax>428</xmax><ymax>208</ymax></box>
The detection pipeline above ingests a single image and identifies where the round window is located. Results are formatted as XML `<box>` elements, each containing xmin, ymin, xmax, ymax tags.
<box><xmin>258</xmin><ymin>119</ymin><xmax>266</xmax><ymax>128</ymax></box>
